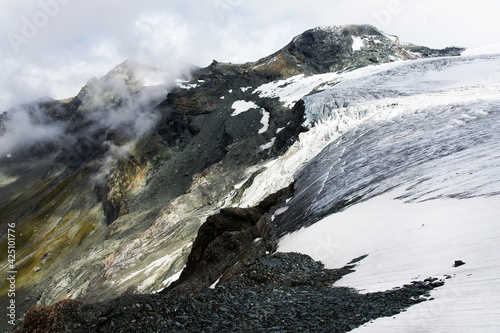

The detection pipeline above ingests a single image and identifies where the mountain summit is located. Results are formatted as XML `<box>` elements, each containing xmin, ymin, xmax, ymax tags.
<box><xmin>195</xmin><ymin>24</ymin><xmax>463</xmax><ymax>81</ymax></box>
<box><xmin>267</xmin><ymin>25</ymin><xmax>462</xmax><ymax>73</ymax></box>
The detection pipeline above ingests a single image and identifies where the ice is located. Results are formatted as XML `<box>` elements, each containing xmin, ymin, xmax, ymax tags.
<box><xmin>241</xmin><ymin>55</ymin><xmax>500</xmax><ymax>208</ymax></box>
<box><xmin>303</xmin><ymin>55</ymin><xmax>500</xmax><ymax>124</ymax></box>
<box><xmin>241</xmin><ymin>54</ymin><xmax>500</xmax><ymax>210</ymax></box>
<box><xmin>272</xmin><ymin>52</ymin><xmax>500</xmax><ymax>332</ymax></box>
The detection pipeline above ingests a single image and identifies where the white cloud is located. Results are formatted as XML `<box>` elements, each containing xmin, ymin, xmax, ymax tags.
<box><xmin>0</xmin><ymin>0</ymin><xmax>499</xmax><ymax>110</ymax></box>
<box><xmin>0</xmin><ymin>105</ymin><xmax>64</xmax><ymax>157</ymax></box>
<box><xmin>133</xmin><ymin>12</ymin><xmax>192</xmax><ymax>65</ymax></box>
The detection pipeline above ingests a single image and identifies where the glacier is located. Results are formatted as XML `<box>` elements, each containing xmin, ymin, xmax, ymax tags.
<box><xmin>272</xmin><ymin>53</ymin><xmax>500</xmax><ymax>331</ymax></box>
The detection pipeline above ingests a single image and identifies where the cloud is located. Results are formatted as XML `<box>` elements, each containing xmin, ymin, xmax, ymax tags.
<box><xmin>92</xmin><ymin>140</ymin><xmax>135</xmax><ymax>185</ymax></box>
<box><xmin>0</xmin><ymin>59</ymin><xmax>174</xmax><ymax>170</ymax></box>
<box><xmin>132</xmin><ymin>12</ymin><xmax>194</xmax><ymax>65</ymax></box>
<box><xmin>0</xmin><ymin>104</ymin><xmax>64</xmax><ymax>157</ymax></box>
<box><xmin>0</xmin><ymin>0</ymin><xmax>499</xmax><ymax>111</ymax></box>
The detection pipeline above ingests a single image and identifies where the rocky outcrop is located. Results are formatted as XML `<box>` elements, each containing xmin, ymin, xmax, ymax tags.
<box><xmin>165</xmin><ymin>185</ymin><xmax>293</xmax><ymax>294</ymax></box>
<box><xmin>253</xmin><ymin>25</ymin><xmax>464</xmax><ymax>76</ymax></box>
<box><xmin>95</xmin><ymin>155</ymin><xmax>146</xmax><ymax>225</ymax></box>
<box><xmin>0</xmin><ymin>111</ymin><xmax>9</xmax><ymax>135</ymax></box>
<box><xmin>17</xmin><ymin>300</ymin><xmax>84</xmax><ymax>333</ymax></box>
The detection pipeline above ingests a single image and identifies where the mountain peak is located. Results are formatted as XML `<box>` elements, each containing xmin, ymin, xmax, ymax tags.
<box><xmin>279</xmin><ymin>24</ymin><xmax>463</xmax><ymax>73</ymax></box>
<box><xmin>227</xmin><ymin>24</ymin><xmax>463</xmax><ymax>79</ymax></box>
<box><xmin>74</xmin><ymin>60</ymin><xmax>171</xmax><ymax>111</ymax></box>
<box><xmin>312</xmin><ymin>24</ymin><xmax>383</xmax><ymax>35</ymax></box>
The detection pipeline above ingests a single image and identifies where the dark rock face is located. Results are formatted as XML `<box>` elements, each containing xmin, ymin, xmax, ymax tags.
<box><xmin>262</xmin><ymin>25</ymin><xmax>464</xmax><ymax>75</ymax></box>
<box><xmin>0</xmin><ymin>111</ymin><xmax>9</xmax><ymax>135</ymax></box>
<box><xmin>17</xmin><ymin>253</ymin><xmax>446</xmax><ymax>333</ymax></box>
<box><xmin>125</xmin><ymin>74</ymin><xmax>305</xmax><ymax>223</ymax></box>
<box><xmin>166</xmin><ymin>185</ymin><xmax>293</xmax><ymax>294</ymax></box>
<box><xmin>272</xmin><ymin>99</ymin><xmax>308</xmax><ymax>154</ymax></box>
<box><xmin>94</xmin><ymin>156</ymin><xmax>146</xmax><ymax>225</ymax></box>
<box><xmin>405</xmin><ymin>45</ymin><xmax>465</xmax><ymax>57</ymax></box>
<box><xmin>286</xmin><ymin>25</ymin><xmax>381</xmax><ymax>73</ymax></box>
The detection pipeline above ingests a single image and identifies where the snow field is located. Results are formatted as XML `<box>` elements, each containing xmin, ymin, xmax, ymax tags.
<box><xmin>271</xmin><ymin>53</ymin><xmax>500</xmax><ymax>331</ymax></box>
<box><xmin>278</xmin><ymin>191</ymin><xmax>500</xmax><ymax>332</ymax></box>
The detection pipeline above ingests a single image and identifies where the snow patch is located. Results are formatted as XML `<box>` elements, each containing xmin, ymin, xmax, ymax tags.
<box><xmin>274</xmin><ymin>206</ymin><xmax>289</xmax><ymax>215</ymax></box>
<box><xmin>259</xmin><ymin>109</ymin><xmax>270</xmax><ymax>134</ymax></box>
<box><xmin>231</xmin><ymin>100</ymin><xmax>259</xmax><ymax>116</ymax></box>
<box><xmin>176</xmin><ymin>79</ymin><xmax>198</xmax><ymax>90</ymax></box>
<box><xmin>351</xmin><ymin>36</ymin><xmax>365</xmax><ymax>51</ymax></box>
<box><xmin>209</xmin><ymin>277</ymin><xmax>220</xmax><ymax>289</ymax></box>
<box><xmin>259</xmin><ymin>138</ymin><xmax>276</xmax><ymax>151</ymax></box>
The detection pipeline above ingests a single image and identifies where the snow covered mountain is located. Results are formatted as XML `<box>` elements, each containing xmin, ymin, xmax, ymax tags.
<box><xmin>1</xmin><ymin>25</ymin><xmax>499</xmax><ymax>332</ymax></box>
<box><xmin>276</xmin><ymin>54</ymin><xmax>500</xmax><ymax>331</ymax></box>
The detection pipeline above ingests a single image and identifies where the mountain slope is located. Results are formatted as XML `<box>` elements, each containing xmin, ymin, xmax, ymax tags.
<box><xmin>1</xmin><ymin>24</ymin><xmax>488</xmax><ymax>332</ymax></box>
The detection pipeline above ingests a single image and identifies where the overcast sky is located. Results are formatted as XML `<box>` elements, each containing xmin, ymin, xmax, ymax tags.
<box><xmin>1</xmin><ymin>0</ymin><xmax>499</xmax><ymax>110</ymax></box>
